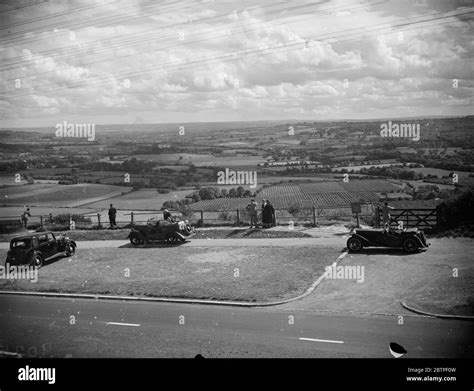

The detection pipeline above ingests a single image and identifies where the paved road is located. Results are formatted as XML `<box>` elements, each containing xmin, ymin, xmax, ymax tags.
<box><xmin>0</xmin><ymin>294</ymin><xmax>472</xmax><ymax>358</ymax></box>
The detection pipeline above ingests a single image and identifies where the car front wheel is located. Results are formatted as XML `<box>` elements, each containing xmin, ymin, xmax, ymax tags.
<box><xmin>65</xmin><ymin>243</ymin><xmax>76</xmax><ymax>256</ymax></box>
<box><xmin>347</xmin><ymin>237</ymin><xmax>363</xmax><ymax>252</ymax></box>
<box><xmin>402</xmin><ymin>238</ymin><xmax>418</xmax><ymax>253</ymax></box>
<box><xmin>30</xmin><ymin>254</ymin><xmax>43</xmax><ymax>269</ymax></box>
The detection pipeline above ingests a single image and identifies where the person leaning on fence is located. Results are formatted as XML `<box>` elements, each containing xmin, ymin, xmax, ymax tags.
<box><xmin>246</xmin><ymin>199</ymin><xmax>258</xmax><ymax>228</ymax></box>
<box><xmin>163</xmin><ymin>209</ymin><xmax>172</xmax><ymax>222</ymax></box>
<box><xmin>21</xmin><ymin>207</ymin><xmax>31</xmax><ymax>227</ymax></box>
<box><xmin>108</xmin><ymin>204</ymin><xmax>117</xmax><ymax>229</ymax></box>
<box><xmin>382</xmin><ymin>201</ymin><xmax>394</xmax><ymax>232</ymax></box>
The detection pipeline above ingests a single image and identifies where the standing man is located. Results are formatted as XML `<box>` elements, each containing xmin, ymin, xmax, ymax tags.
<box><xmin>382</xmin><ymin>201</ymin><xmax>394</xmax><ymax>231</ymax></box>
<box><xmin>21</xmin><ymin>207</ymin><xmax>31</xmax><ymax>228</ymax></box>
<box><xmin>246</xmin><ymin>199</ymin><xmax>258</xmax><ymax>228</ymax></box>
<box><xmin>108</xmin><ymin>204</ymin><xmax>117</xmax><ymax>229</ymax></box>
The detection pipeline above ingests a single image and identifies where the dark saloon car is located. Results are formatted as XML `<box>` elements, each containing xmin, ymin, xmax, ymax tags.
<box><xmin>5</xmin><ymin>232</ymin><xmax>77</xmax><ymax>268</ymax></box>
<box><xmin>346</xmin><ymin>227</ymin><xmax>429</xmax><ymax>253</ymax></box>
<box><xmin>128</xmin><ymin>217</ymin><xmax>195</xmax><ymax>245</ymax></box>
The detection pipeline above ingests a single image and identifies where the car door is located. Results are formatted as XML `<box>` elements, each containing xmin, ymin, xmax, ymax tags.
<box><xmin>37</xmin><ymin>234</ymin><xmax>51</xmax><ymax>258</ymax></box>
<box><xmin>381</xmin><ymin>230</ymin><xmax>402</xmax><ymax>247</ymax></box>
<box><xmin>47</xmin><ymin>233</ymin><xmax>58</xmax><ymax>257</ymax></box>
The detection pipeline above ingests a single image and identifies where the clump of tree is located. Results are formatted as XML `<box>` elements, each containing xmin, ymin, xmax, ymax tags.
<box><xmin>437</xmin><ymin>189</ymin><xmax>474</xmax><ymax>229</ymax></box>
<box><xmin>160</xmin><ymin>200</ymin><xmax>194</xmax><ymax>220</ymax></box>
<box><xmin>188</xmin><ymin>186</ymin><xmax>254</xmax><ymax>201</ymax></box>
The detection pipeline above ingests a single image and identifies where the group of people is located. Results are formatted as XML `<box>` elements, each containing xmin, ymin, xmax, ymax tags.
<box><xmin>245</xmin><ymin>199</ymin><xmax>275</xmax><ymax>229</ymax></box>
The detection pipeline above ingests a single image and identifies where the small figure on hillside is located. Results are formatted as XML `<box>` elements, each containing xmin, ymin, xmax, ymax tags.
<box><xmin>108</xmin><ymin>204</ymin><xmax>117</xmax><ymax>229</ymax></box>
<box><xmin>21</xmin><ymin>207</ymin><xmax>31</xmax><ymax>228</ymax></box>
<box><xmin>262</xmin><ymin>199</ymin><xmax>275</xmax><ymax>228</ymax></box>
<box><xmin>382</xmin><ymin>201</ymin><xmax>394</xmax><ymax>231</ymax></box>
<box><xmin>246</xmin><ymin>199</ymin><xmax>258</xmax><ymax>228</ymax></box>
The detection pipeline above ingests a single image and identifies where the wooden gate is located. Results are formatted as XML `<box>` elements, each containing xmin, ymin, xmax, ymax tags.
<box><xmin>376</xmin><ymin>208</ymin><xmax>437</xmax><ymax>230</ymax></box>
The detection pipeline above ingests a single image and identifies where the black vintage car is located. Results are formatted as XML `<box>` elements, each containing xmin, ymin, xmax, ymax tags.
<box><xmin>5</xmin><ymin>232</ymin><xmax>77</xmax><ymax>268</ymax></box>
<box><xmin>346</xmin><ymin>227</ymin><xmax>429</xmax><ymax>253</ymax></box>
<box><xmin>128</xmin><ymin>217</ymin><xmax>195</xmax><ymax>245</ymax></box>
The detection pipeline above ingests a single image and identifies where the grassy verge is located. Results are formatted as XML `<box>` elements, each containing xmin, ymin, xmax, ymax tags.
<box><xmin>0</xmin><ymin>246</ymin><xmax>336</xmax><ymax>303</ymax></box>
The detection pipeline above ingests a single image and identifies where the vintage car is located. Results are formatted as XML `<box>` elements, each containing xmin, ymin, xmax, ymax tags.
<box><xmin>128</xmin><ymin>217</ymin><xmax>195</xmax><ymax>245</ymax></box>
<box><xmin>5</xmin><ymin>232</ymin><xmax>77</xmax><ymax>268</ymax></box>
<box><xmin>346</xmin><ymin>227</ymin><xmax>429</xmax><ymax>253</ymax></box>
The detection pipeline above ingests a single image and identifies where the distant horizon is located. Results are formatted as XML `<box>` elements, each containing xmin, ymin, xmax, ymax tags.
<box><xmin>1</xmin><ymin>114</ymin><xmax>472</xmax><ymax>131</ymax></box>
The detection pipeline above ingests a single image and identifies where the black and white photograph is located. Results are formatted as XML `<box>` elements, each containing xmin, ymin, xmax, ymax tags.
<box><xmin>0</xmin><ymin>0</ymin><xmax>473</xmax><ymax>388</ymax></box>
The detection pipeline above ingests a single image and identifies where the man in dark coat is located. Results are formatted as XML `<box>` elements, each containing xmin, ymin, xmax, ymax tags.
<box><xmin>261</xmin><ymin>199</ymin><xmax>275</xmax><ymax>228</ymax></box>
<box><xmin>21</xmin><ymin>207</ymin><xmax>31</xmax><ymax>227</ymax></box>
<box><xmin>108</xmin><ymin>204</ymin><xmax>117</xmax><ymax>229</ymax></box>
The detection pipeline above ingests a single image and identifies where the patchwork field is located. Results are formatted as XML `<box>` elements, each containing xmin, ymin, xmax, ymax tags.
<box><xmin>127</xmin><ymin>153</ymin><xmax>264</xmax><ymax>167</ymax></box>
<box><xmin>190</xmin><ymin>179</ymin><xmax>404</xmax><ymax>211</ymax></box>
<box><xmin>0</xmin><ymin>184</ymin><xmax>131</xmax><ymax>207</ymax></box>
<box><xmin>85</xmin><ymin>188</ymin><xmax>196</xmax><ymax>210</ymax></box>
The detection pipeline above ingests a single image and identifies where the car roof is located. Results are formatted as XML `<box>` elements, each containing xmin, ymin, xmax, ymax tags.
<box><xmin>11</xmin><ymin>232</ymin><xmax>53</xmax><ymax>240</ymax></box>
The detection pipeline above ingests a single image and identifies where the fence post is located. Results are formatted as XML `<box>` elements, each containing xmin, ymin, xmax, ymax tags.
<box><xmin>97</xmin><ymin>213</ymin><xmax>101</xmax><ymax>228</ymax></box>
<box><xmin>200</xmin><ymin>210</ymin><xmax>204</xmax><ymax>227</ymax></box>
<box><xmin>236</xmin><ymin>209</ymin><xmax>240</xmax><ymax>225</ymax></box>
<box><xmin>312</xmin><ymin>206</ymin><xmax>316</xmax><ymax>226</ymax></box>
<box><xmin>406</xmin><ymin>213</ymin><xmax>409</xmax><ymax>229</ymax></box>
<box><xmin>40</xmin><ymin>216</ymin><xmax>43</xmax><ymax>229</ymax></box>
<box><xmin>436</xmin><ymin>205</ymin><xmax>441</xmax><ymax>230</ymax></box>
<box><xmin>131</xmin><ymin>212</ymin><xmax>134</xmax><ymax>227</ymax></box>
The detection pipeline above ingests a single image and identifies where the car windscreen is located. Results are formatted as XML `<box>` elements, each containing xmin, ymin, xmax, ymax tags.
<box><xmin>10</xmin><ymin>239</ymin><xmax>32</xmax><ymax>249</ymax></box>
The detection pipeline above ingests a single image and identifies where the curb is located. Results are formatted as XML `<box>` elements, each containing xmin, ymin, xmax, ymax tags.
<box><xmin>0</xmin><ymin>250</ymin><xmax>349</xmax><ymax>308</ymax></box>
<box><xmin>400</xmin><ymin>300</ymin><xmax>474</xmax><ymax>321</ymax></box>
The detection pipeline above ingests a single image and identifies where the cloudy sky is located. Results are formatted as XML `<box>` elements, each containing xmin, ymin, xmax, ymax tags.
<box><xmin>0</xmin><ymin>0</ymin><xmax>473</xmax><ymax>127</ymax></box>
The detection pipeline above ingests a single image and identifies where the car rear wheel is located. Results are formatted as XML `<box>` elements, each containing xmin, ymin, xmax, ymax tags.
<box><xmin>402</xmin><ymin>238</ymin><xmax>418</xmax><ymax>253</ymax></box>
<box><xmin>30</xmin><ymin>254</ymin><xmax>43</xmax><ymax>269</ymax></box>
<box><xmin>65</xmin><ymin>243</ymin><xmax>76</xmax><ymax>256</ymax></box>
<box><xmin>347</xmin><ymin>237</ymin><xmax>363</xmax><ymax>252</ymax></box>
<box><xmin>130</xmin><ymin>236</ymin><xmax>143</xmax><ymax>246</ymax></box>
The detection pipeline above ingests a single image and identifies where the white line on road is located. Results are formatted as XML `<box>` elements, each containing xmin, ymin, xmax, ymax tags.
<box><xmin>299</xmin><ymin>337</ymin><xmax>344</xmax><ymax>344</ymax></box>
<box><xmin>106</xmin><ymin>322</ymin><xmax>141</xmax><ymax>327</ymax></box>
<box><xmin>337</xmin><ymin>251</ymin><xmax>349</xmax><ymax>260</ymax></box>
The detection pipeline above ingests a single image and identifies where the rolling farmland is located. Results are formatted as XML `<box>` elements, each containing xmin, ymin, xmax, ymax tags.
<box><xmin>190</xmin><ymin>179</ymin><xmax>404</xmax><ymax>211</ymax></box>
<box><xmin>0</xmin><ymin>184</ymin><xmax>131</xmax><ymax>207</ymax></box>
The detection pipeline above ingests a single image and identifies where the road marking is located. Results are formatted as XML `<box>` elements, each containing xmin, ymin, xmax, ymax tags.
<box><xmin>337</xmin><ymin>251</ymin><xmax>349</xmax><ymax>260</ymax></box>
<box><xmin>106</xmin><ymin>322</ymin><xmax>141</xmax><ymax>327</ymax></box>
<box><xmin>299</xmin><ymin>337</ymin><xmax>344</xmax><ymax>344</ymax></box>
